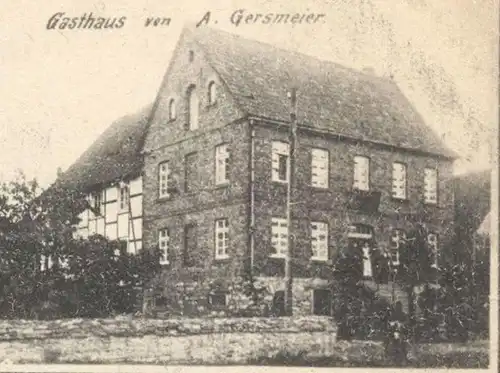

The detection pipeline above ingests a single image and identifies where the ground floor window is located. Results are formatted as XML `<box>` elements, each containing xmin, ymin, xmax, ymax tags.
<box><xmin>208</xmin><ymin>291</ymin><xmax>227</xmax><ymax>309</ymax></box>
<box><xmin>312</xmin><ymin>289</ymin><xmax>332</xmax><ymax>316</ymax></box>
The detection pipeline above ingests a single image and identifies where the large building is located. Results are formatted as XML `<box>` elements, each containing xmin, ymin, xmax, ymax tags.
<box><xmin>54</xmin><ymin>26</ymin><xmax>457</xmax><ymax>316</ymax></box>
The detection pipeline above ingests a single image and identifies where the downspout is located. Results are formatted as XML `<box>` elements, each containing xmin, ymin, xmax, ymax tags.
<box><xmin>249</xmin><ymin>120</ymin><xmax>256</xmax><ymax>277</ymax></box>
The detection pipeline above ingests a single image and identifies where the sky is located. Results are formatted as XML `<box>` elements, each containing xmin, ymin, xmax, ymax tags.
<box><xmin>0</xmin><ymin>0</ymin><xmax>498</xmax><ymax>188</ymax></box>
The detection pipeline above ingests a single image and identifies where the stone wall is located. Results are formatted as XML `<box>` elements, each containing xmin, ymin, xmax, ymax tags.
<box><xmin>0</xmin><ymin>317</ymin><xmax>337</xmax><ymax>364</ymax></box>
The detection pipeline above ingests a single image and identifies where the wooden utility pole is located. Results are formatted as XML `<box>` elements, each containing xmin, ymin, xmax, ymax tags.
<box><xmin>285</xmin><ymin>88</ymin><xmax>297</xmax><ymax>316</ymax></box>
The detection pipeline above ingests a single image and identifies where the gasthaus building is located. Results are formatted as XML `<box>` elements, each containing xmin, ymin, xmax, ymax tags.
<box><xmin>53</xmin><ymin>26</ymin><xmax>457</xmax><ymax>316</ymax></box>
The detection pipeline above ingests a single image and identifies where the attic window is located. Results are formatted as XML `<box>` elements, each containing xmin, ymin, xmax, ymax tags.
<box><xmin>189</xmin><ymin>50</ymin><xmax>194</xmax><ymax>62</ymax></box>
<box><xmin>208</xmin><ymin>81</ymin><xmax>217</xmax><ymax>105</ymax></box>
<box><xmin>168</xmin><ymin>99</ymin><xmax>176</xmax><ymax>121</ymax></box>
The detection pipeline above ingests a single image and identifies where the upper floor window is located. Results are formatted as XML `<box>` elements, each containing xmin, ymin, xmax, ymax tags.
<box><xmin>392</xmin><ymin>162</ymin><xmax>407</xmax><ymax>200</ymax></box>
<box><xmin>272</xmin><ymin>141</ymin><xmax>289</xmax><ymax>183</ymax></box>
<box><xmin>353</xmin><ymin>156</ymin><xmax>370</xmax><ymax>191</ymax></box>
<box><xmin>208</xmin><ymin>81</ymin><xmax>217</xmax><ymax>105</ymax></box>
<box><xmin>168</xmin><ymin>99</ymin><xmax>176</xmax><ymax>121</ymax></box>
<box><xmin>424</xmin><ymin>168</ymin><xmax>438</xmax><ymax>204</ymax></box>
<box><xmin>389</xmin><ymin>229</ymin><xmax>406</xmax><ymax>266</ymax></box>
<box><xmin>271</xmin><ymin>217</ymin><xmax>288</xmax><ymax>257</ymax></box>
<box><xmin>215</xmin><ymin>218</ymin><xmax>229</xmax><ymax>259</ymax></box>
<box><xmin>311</xmin><ymin>222</ymin><xmax>328</xmax><ymax>261</ymax></box>
<box><xmin>158</xmin><ymin>161</ymin><xmax>170</xmax><ymax>198</ymax></box>
<box><xmin>158</xmin><ymin>228</ymin><xmax>169</xmax><ymax>265</ymax></box>
<box><xmin>187</xmin><ymin>85</ymin><xmax>199</xmax><ymax>130</ymax></box>
<box><xmin>215</xmin><ymin>144</ymin><xmax>230</xmax><ymax>185</ymax></box>
<box><xmin>427</xmin><ymin>232</ymin><xmax>438</xmax><ymax>268</ymax></box>
<box><xmin>119</xmin><ymin>184</ymin><xmax>129</xmax><ymax>212</ymax></box>
<box><xmin>311</xmin><ymin>148</ymin><xmax>329</xmax><ymax>188</ymax></box>
<box><xmin>89</xmin><ymin>191</ymin><xmax>104</xmax><ymax>216</ymax></box>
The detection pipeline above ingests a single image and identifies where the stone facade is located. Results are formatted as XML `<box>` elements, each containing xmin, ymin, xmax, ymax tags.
<box><xmin>140</xmin><ymin>31</ymin><xmax>455</xmax><ymax>316</ymax></box>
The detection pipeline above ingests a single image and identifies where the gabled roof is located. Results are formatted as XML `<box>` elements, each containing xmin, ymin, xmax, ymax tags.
<box><xmin>190</xmin><ymin>27</ymin><xmax>457</xmax><ymax>159</ymax></box>
<box><xmin>54</xmin><ymin>26</ymin><xmax>458</xmax><ymax>194</ymax></box>
<box><xmin>54</xmin><ymin>105</ymin><xmax>152</xmax><ymax>192</ymax></box>
<box><xmin>453</xmin><ymin>169</ymin><xmax>491</xmax><ymax>236</ymax></box>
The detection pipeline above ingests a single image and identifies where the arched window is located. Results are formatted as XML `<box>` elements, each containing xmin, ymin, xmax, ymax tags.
<box><xmin>168</xmin><ymin>98</ymin><xmax>176</xmax><ymax>121</ymax></box>
<box><xmin>187</xmin><ymin>85</ymin><xmax>199</xmax><ymax>130</ymax></box>
<box><xmin>208</xmin><ymin>81</ymin><xmax>217</xmax><ymax>105</ymax></box>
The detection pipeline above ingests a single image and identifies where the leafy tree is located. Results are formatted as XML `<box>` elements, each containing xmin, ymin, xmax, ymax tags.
<box><xmin>0</xmin><ymin>172</ymin><xmax>161</xmax><ymax>319</ymax></box>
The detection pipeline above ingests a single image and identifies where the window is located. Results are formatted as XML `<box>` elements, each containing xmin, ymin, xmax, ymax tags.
<box><xmin>353</xmin><ymin>156</ymin><xmax>370</xmax><ymax>191</ymax></box>
<box><xmin>272</xmin><ymin>141</ymin><xmax>289</xmax><ymax>183</ymax></box>
<box><xmin>119</xmin><ymin>184</ymin><xmax>129</xmax><ymax>212</ymax></box>
<box><xmin>208</xmin><ymin>81</ymin><xmax>217</xmax><ymax>105</ymax></box>
<box><xmin>90</xmin><ymin>191</ymin><xmax>104</xmax><ymax>216</ymax></box>
<box><xmin>347</xmin><ymin>224</ymin><xmax>373</xmax><ymax>239</ymax></box>
<box><xmin>40</xmin><ymin>255</ymin><xmax>53</xmax><ymax>272</ymax></box>
<box><xmin>311</xmin><ymin>222</ymin><xmax>328</xmax><ymax>261</ymax></box>
<box><xmin>189</xmin><ymin>50</ymin><xmax>194</xmax><ymax>62</ymax></box>
<box><xmin>215</xmin><ymin>144</ymin><xmax>230</xmax><ymax>185</ymax></box>
<box><xmin>424</xmin><ymin>168</ymin><xmax>438</xmax><ymax>204</ymax></box>
<box><xmin>183</xmin><ymin>224</ymin><xmax>197</xmax><ymax>267</ymax></box>
<box><xmin>158</xmin><ymin>229</ymin><xmax>169</xmax><ymax>265</ymax></box>
<box><xmin>311</xmin><ymin>148</ymin><xmax>329</xmax><ymax>188</ymax></box>
<box><xmin>158</xmin><ymin>161</ymin><xmax>170</xmax><ymax>198</ymax></box>
<box><xmin>427</xmin><ymin>233</ymin><xmax>438</xmax><ymax>268</ymax></box>
<box><xmin>208</xmin><ymin>291</ymin><xmax>227</xmax><ymax>308</ymax></box>
<box><xmin>215</xmin><ymin>219</ymin><xmax>229</xmax><ymax>259</ymax></box>
<box><xmin>184</xmin><ymin>152</ymin><xmax>197</xmax><ymax>192</ymax></box>
<box><xmin>187</xmin><ymin>86</ymin><xmax>199</xmax><ymax>130</ymax></box>
<box><xmin>312</xmin><ymin>289</ymin><xmax>332</xmax><ymax>316</ymax></box>
<box><xmin>392</xmin><ymin>162</ymin><xmax>407</xmax><ymax>199</ymax></box>
<box><xmin>271</xmin><ymin>218</ymin><xmax>288</xmax><ymax>257</ymax></box>
<box><xmin>168</xmin><ymin>99</ymin><xmax>176</xmax><ymax>121</ymax></box>
<box><xmin>389</xmin><ymin>229</ymin><xmax>406</xmax><ymax>266</ymax></box>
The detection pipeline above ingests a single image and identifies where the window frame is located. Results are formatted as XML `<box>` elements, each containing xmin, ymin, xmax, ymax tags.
<box><xmin>311</xmin><ymin>148</ymin><xmax>329</xmax><ymax>189</ymax></box>
<box><xmin>215</xmin><ymin>144</ymin><xmax>230</xmax><ymax>185</ymax></box>
<box><xmin>208</xmin><ymin>291</ymin><xmax>227</xmax><ymax>309</ymax></box>
<box><xmin>270</xmin><ymin>217</ymin><xmax>288</xmax><ymax>258</ymax></box>
<box><xmin>424</xmin><ymin>167</ymin><xmax>438</xmax><ymax>205</ymax></box>
<box><xmin>158</xmin><ymin>161</ymin><xmax>170</xmax><ymax>199</ymax></box>
<box><xmin>168</xmin><ymin>98</ymin><xmax>176</xmax><ymax>121</ymax></box>
<box><xmin>392</xmin><ymin>162</ymin><xmax>408</xmax><ymax>200</ymax></box>
<box><xmin>353</xmin><ymin>155</ymin><xmax>370</xmax><ymax>191</ymax></box>
<box><xmin>311</xmin><ymin>221</ymin><xmax>329</xmax><ymax>261</ymax></box>
<box><xmin>214</xmin><ymin>218</ymin><xmax>229</xmax><ymax>259</ymax></box>
<box><xmin>389</xmin><ymin>229</ymin><xmax>406</xmax><ymax>266</ymax></box>
<box><xmin>208</xmin><ymin>81</ymin><xmax>217</xmax><ymax>106</ymax></box>
<box><xmin>118</xmin><ymin>184</ymin><xmax>129</xmax><ymax>212</ymax></box>
<box><xmin>186</xmin><ymin>85</ymin><xmax>199</xmax><ymax>131</ymax></box>
<box><xmin>158</xmin><ymin>228</ymin><xmax>170</xmax><ymax>265</ymax></box>
<box><xmin>271</xmin><ymin>141</ymin><xmax>290</xmax><ymax>184</ymax></box>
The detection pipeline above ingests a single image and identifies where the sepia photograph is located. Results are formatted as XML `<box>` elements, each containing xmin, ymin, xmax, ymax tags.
<box><xmin>0</xmin><ymin>0</ymin><xmax>498</xmax><ymax>370</ymax></box>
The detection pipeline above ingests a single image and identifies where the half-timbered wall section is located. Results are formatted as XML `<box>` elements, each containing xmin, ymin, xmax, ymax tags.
<box><xmin>75</xmin><ymin>176</ymin><xmax>143</xmax><ymax>254</ymax></box>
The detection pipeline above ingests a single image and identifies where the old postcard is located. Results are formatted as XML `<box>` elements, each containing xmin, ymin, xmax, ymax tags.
<box><xmin>0</xmin><ymin>0</ymin><xmax>497</xmax><ymax>371</ymax></box>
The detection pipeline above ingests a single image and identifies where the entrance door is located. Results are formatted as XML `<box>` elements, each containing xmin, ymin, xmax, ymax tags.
<box><xmin>312</xmin><ymin>289</ymin><xmax>332</xmax><ymax>316</ymax></box>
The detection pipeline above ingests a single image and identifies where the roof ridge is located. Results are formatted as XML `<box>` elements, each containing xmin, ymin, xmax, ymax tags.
<box><xmin>190</xmin><ymin>26</ymin><xmax>393</xmax><ymax>84</ymax></box>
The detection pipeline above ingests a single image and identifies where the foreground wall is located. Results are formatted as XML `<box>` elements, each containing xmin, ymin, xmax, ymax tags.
<box><xmin>0</xmin><ymin>317</ymin><xmax>337</xmax><ymax>364</ymax></box>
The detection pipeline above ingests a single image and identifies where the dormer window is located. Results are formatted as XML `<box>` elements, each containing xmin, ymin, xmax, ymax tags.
<box><xmin>208</xmin><ymin>81</ymin><xmax>217</xmax><ymax>105</ymax></box>
<box><xmin>187</xmin><ymin>85</ymin><xmax>199</xmax><ymax>130</ymax></box>
<box><xmin>168</xmin><ymin>98</ymin><xmax>176</xmax><ymax>121</ymax></box>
